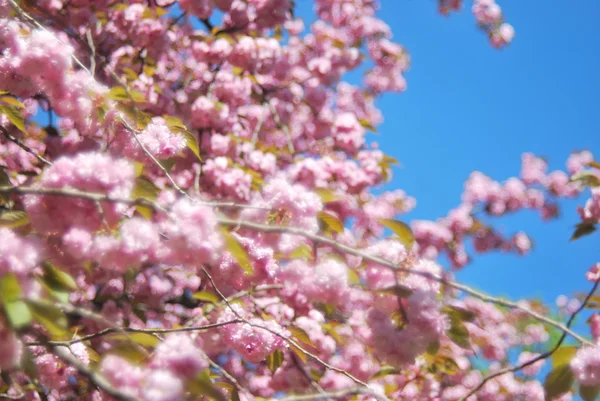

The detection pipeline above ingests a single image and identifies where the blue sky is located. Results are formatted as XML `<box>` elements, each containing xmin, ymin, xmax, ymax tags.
<box><xmin>294</xmin><ymin>0</ymin><xmax>600</xmax><ymax>307</ymax></box>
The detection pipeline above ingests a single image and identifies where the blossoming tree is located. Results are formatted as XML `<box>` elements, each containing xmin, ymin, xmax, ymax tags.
<box><xmin>0</xmin><ymin>0</ymin><xmax>598</xmax><ymax>400</ymax></box>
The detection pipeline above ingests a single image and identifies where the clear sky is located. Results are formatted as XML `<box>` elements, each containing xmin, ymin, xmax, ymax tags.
<box><xmin>296</xmin><ymin>0</ymin><xmax>600</xmax><ymax>306</ymax></box>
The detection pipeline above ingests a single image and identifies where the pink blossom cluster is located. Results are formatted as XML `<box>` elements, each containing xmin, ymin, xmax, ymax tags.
<box><xmin>409</xmin><ymin>151</ymin><xmax>592</xmax><ymax>268</ymax></box>
<box><xmin>366</xmin><ymin>291</ymin><xmax>446</xmax><ymax>367</ymax></box>
<box><xmin>218</xmin><ymin>304</ymin><xmax>289</xmax><ymax>363</ymax></box>
<box><xmin>277</xmin><ymin>258</ymin><xmax>350</xmax><ymax>308</ymax></box>
<box><xmin>0</xmin><ymin>19</ymin><xmax>104</xmax><ymax>130</ymax></box>
<box><xmin>115</xmin><ymin>117</ymin><xmax>187</xmax><ymax>161</ymax></box>
<box><xmin>24</xmin><ymin>152</ymin><xmax>135</xmax><ymax>234</ymax></box>
<box><xmin>437</xmin><ymin>0</ymin><xmax>515</xmax><ymax>48</ymax></box>
<box><xmin>472</xmin><ymin>0</ymin><xmax>515</xmax><ymax>48</ymax></box>
<box><xmin>571</xmin><ymin>345</ymin><xmax>600</xmax><ymax>387</ymax></box>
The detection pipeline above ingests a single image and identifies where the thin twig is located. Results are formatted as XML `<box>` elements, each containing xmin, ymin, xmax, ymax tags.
<box><xmin>250</xmin><ymin>105</ymin><xmax>266</xmax><ymax>145</ymax></box>
<box><xmin>0</xmin><ymin>185</ymin><xmax>165</xmax><ymax>211</ymax></box>
<box><xmin>275</xmin><ymin>386</ymin><xmax>388</xmax><ymax>401</ymax></box>
<box><xmin>26</xmin><ymin>320</ymin><xmax>243</xmax><ymax>347</ymax></box>
<box><xmin>0</xmin><ymin>393</ymin><xmax>24</xmax><ymax>400</ymax></box>
<box><xmin>205</xmin><ymin>353</ymin><xmax>245</xmax><ymax>394</ymax></box>
<box><xmin>118</xmin><ymin>118</ymin><xmax>190</xmax><ymax>199</ymax></box>
<box><xmin>290</xmin><ymin>351</ymin><xmax>327</xmax><ymax>395</ymax></box>
<box><xmin>0</xmin><ymin>185</ymin><xmax>265</xmax><ymax>211</ymax></box>
<box><xmin>28</xmin><ymin>299</ymin><xmax>148</xmax><ymax>356</ymax></box>
<box><xmin>201</xmin><ymin>268</ymin><xmax>375</xmax><ymax>390</ymax></box>
<box><xmin>267</xmin><ymin>101</ymin><xmax>294</xmax><ymax>153</ymax></box>
<box><xmin>167</xmin><ymin>12</ymin><xmax>187</xmax><ymax>31</ymax></box>
<box><xmin>85</xmin><ymin>28</ymin><xmax>96</xmax><ymax>75</ymax></box>
<box><xmin>459</xmin><ymin>277</ymin><xmax>600</xmax><ymax>401</ymax></box>
<box><xmin>0</xmin><ymin>126</ymin><xmax>52</xmax><ymax>166</ymax></box>
<box><xmin>49</xmin><ymin>346</ymin><xmax>142</xmax><ymax>401</ymax></box>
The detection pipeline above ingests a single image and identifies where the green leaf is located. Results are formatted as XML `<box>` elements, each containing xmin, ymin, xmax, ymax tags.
<box><xmin>42</xmin><ymin>262</ymin><xmax>77</xmax><ymax>291</ymax></box>
<box><xmin>132</xmin><ymin>177</ymin><xmax>160</xmax><ymax>201</ymax></box>
<box><xmin>288</xmin><ymin>326</ymin><xmax>315</xmax><ymax>350</ymax></box>
<box><xmin>313</xmin><ymin>188</ymin><xmax>340</xmax><ymax>203</ymax></box>
<box><xmin>106</xmin><ymin>332</ymin><xmax>160</xmax><ymax>348</ymax></box>
<box><xmin>376</xmin><ymin>284</ymin><xmax>414</xmax><ymax>299</ymax></box>
<box><xmin>231</xmin><ymin>388</ymin><xmax>241</xmax><ymax>401</ymax></box>
<box><xmin>188</xmin><ymin>370</ymin><xmax>227</xmax><ymax>401</ymax></box>
<box><xmin>321</xmin><ymin>322</ymin><xmax>344</xmax><ymax>345</ymax></box>
<box><xmin>1</xmin><ymin>274</ymin><xmax>31</xmax><ymax>330</ymax></box>
<box><xmin>132</xmin><ymin>177</ymin><xmax>159</xmax><ymax>219</ymax></box>
<box><xmin>180</xmin><ymin>129</ymin><xmax>202</xmax><ymax>161</ymax></box>
<box><xmin>104</xmin><ymin>344</ymin><xmax>148</xmax><ymax>364</ymax></box>
<box><xmin>1</xmin><ymin>273</ymin><xmax>21</xmax><ymax>302</ymax></box>
<box><xmin>378</xmin><ymin>218</ymin><xmax>415</xmax><ymax>250</ymax></box>
<box><xmin>266</xmin><ymin>349</ymin><xmax>284</xmax><ymax>373</ymax></box>
<box><xmin>358</xmin><ymin>118</ymin><xmax>378</xmax><ymax>133</ymax></box>
<box><xmin>136</xmin><ymin>205</ymin><xmax>153</xmax><ymax>220</ymax></box>
<box><xmin>587</xmin><ymin>161</ymin><xmax>600</xmax><ymax>170</ymax></box>
<box><xmin>289</xmin><ymin>343</ymin><xmax>308</xmax><ymax>363</ymax></box>
<box><xmin>317</xmin><ymin>211</ymin><xmax>344</xmax><ymax>234</ymax></box>
<box><xmin>106</xmin><ymin>87</ymin><xmax>131</xmax><ymax>102</ymax></box>
<box><xmin>0</xmin><ymin>96</ymin><xmax>25</xmax><ymax>109</ymax></box>
<box><xmin>129</xmin><ymin>90</ymin><xmax>146</xmax><ymax>103</ymax></box>
<box><xmin>571</xmin><ymin>222</ymin><xmax>596</xmax><ymax>241</ymax></box>
<box><xmin>347</xmin><ymin>268</ymin><xmax>361</xmax><ymax>285</ymax></box>
<box><xmin>570</xmin><ymin>171</ymin><xmax>600</xmax><ymax>187</ymax></box>
<box><xmin>132</xmin><ymin>304</ymin><xmax>148</xmax><ymax>324</ymax></box>
<box><xmin>20</xmin><ymin>348</ymin><xmax>37</xmax><ymax>379</ymax></box>
<box><xmin>371</xmin><ymin>366</ymin><xmax>400</xmax><ymax>379</ymax></box>
<box><xmin>4</xmin><ymin>300</ymin><xmax>32</xmax><ymax>329</ymax></box>
<box><xmin>551</xmin><ymin>346</ymin><xmax>578</xmax><ymax>367</ymax></box>
<box><xmin>27</xmin><ymin>300</ymin><xmax>69</xmax><ymax>339</ymax></box>
<box><xmin>164</xmin><ymin>116</ymin><xmax>201</xmax><ymax>161</ymax></box>
<box><xmin>580</xmin><ymin>384</ymin><xmax>600</xmax><ymax>401</ymax></box>
<box><xmin>121</xmin><ymin>67</ymin><xmax>138</xmax><ymax>81</ymax></box>
<box><xmin>0</xmin><ymin>166</ymin><xmax>10</xmax><ymax>187</ymax></box>
<box><xmin>442</xmin><ymin>305</ymin><xmax>477</xmax><ymax>323</ymax></box>
<box><xmin>192</xmin><ymin>291</ymin><xmax>219</xmax><ymax>304</ymax></box>
<box><xmin>117</xmin><ymin>104</ymin><xmax>152</xmax><ymax>129</ymax></box>
<box><xmin>221</xmin><ymin>229</ymin><xmax>253</xmax><ymax>275</ymax></box>
<box><xmin>288</xmin><ymin>243</ymin><xmax>313</xmax><ymax>261</ymax></box>
<box><xmin>431</xmin><ymin>355</ymin><xmax>460</xmax><ymax>375</ymax></box>
<box><xmin>310</xmin><ymin>368</ymin><xmax>324</xmax><ymax>382</ymax></box>
<box><xmin>163</xmin><ymin>115</ymin><xmax>187</xmax><ymax>129</ymax></box>
<box><xmin>0</xmin><ymin>105</ymin><xmax>26</xmax><ymax>132</ymax></box>
<box><xmin>158</xmin><ymin>157</ymin><xmax>177</xmax><ymax>172</ymax></box>
<box><xmin>215</xmin><ymin>382</ymin><xmax>234</xmax><ymax>392</ymax></box>
<box><xmin>426</xmin><ymin>340</ymin><xmax>440</xmax><ymax>356</ymax></box>
<box><xmin>382</xmin><ymin>154</ymin><xmax>400</xmax><ymax>166</ymax></box>
<box><xmin>446</xmin><ymin>317</ymin><xmax>471</xmax><ymax>350</ymax></box>
<box><xmin>0</xmin><ymin>210</ymin><xmax>29</xmax><ymax>228</ymax></box>
<box><xmin>0</xmin><ymin>167</ymin><xmax>10</xmax><ymax>203</ymax></box>
<box><xmin>544</xmin><ymin>364</ymin><xmax>574</xmax><ymax>400</ymax></box>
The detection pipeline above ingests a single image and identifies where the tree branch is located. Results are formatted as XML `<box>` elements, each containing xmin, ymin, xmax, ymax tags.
<box><xmin>26</xmin><ymin>320</ymin><xmax>243</xmax><ymax>347</ymax></box>
<box><xmin>0</xmin><ymin>185</ymin><xmax>589</xmax><ymax>347</ymax></box>
<box><xmin>0</xmin><ymin>126</ymin><xmax>52</xmax><ymax>167</ymax></box>
<box><xmin>200</xmin><ymin>268</ymin><xmax>378</xmax><ymax>392</ymax></box>
<box><xmin>275</xmin><ymin>386</ymin><xmax>387</xmax><ymax>401</ymax></box>
<box><xmin>218</xmin><ymin>217</ymin><xmax>592</xmax><ymax>346</ymax></box>
<box><xmin>459</xmin><ymin>277</ymin><xmax>600</xmax><ymax>401</ymax></box>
